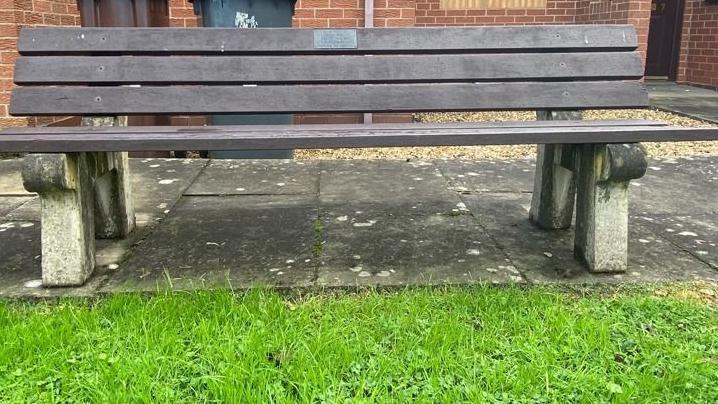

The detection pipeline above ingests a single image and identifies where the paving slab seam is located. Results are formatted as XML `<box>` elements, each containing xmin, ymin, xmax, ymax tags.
<box><xmin>98</xmin><ymin>159</ymin><xmax>212</xmax><ymax>287</ymax></box>
<box><xmin>646</xmin><ymin>224</ymin><xmax>718</xmax><ymax>272</ymax></box>
<box><xmin>457</xmin><ymin>192</ymin><xmax>530</xmax><ymax>284</ymax></box>
<box><xmin>0</xmin><ymin>193</ymin><xmax>35</xmax><ymax>197</ymax></box>
<box><xmin>183</xmin><ymin>192</ymin><xmax>314</xmax><ymax>197</ymax></box>
<box><xmin>2</xmin><ymin>198</ymin><xmax>38</xmax><ymax>221</ymax></box>
<box><xmin>179</xmin><ymin>159</ymin><xmax>212</xmax><ymax>196</ymax></box>
<box><xmin>311</xmin><ymin>162</ymin><xmax>324</xmax><ymax>286</ymax></box>
<box><xmin>431</xmin><ymin>159</ymin><xmax>529</xmax><ymax>284</ymax></box>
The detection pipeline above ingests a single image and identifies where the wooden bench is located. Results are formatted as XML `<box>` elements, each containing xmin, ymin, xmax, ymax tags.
<box><xmin>2</xmin><ymin>25</ymin><xmax>717</xmax><ymax>286</ymax></box>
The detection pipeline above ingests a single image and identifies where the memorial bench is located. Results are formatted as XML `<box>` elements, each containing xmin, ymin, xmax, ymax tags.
<box><xmin>1</xmin><ymin>25</ymin><xmax>717</xmax><ymax>286</ymax></box>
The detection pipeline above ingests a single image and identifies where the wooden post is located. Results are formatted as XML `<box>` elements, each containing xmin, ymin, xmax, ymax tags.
<box><xmin>529</xmin><ymin>110</ymin><xmax>581</xmax><ymax>229</ymax></box>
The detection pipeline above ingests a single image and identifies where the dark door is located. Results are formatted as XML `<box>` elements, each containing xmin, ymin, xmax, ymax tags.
<box><xmin>645</xmin><ymin>0</ymin><xmax>683</xmax><ymax>78</ymax></box>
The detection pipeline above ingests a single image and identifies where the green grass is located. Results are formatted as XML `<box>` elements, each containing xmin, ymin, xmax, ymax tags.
<box><xmin>1</xmin><ymin>286</ymin><xmax>717</xmax><ymax>403</ymax></box>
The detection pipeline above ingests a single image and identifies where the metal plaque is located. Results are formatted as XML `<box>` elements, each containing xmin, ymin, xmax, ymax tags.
<box><xmin>313</xmin><ymin>29</ymin><xmax>358</xmax><ymax>49</ymax></box>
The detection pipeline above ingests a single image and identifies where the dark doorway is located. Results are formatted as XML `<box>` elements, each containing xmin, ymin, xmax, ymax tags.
<box><xmin>645</xmin><ymin>0</ymin><xmax>684</xmax><ymax>79</ymax></box>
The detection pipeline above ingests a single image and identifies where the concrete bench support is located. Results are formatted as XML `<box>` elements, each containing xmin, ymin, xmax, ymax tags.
<box><xmin>81</xmin><ymin>117</ymin><xmax>135</xmax><ymax>239</ymax></box>
<box><xmin>22</xmin><ymin>116</ymin><xmax>134</xmax><ymax>286</ymax></box>
<box><xmin>529</xmin><ymin>111</ymin><xmax>580</xmax><ymax>229</ymax></box>
<box><xmin>23</xmin><ymin>153</ymin><xmax>95</xmax><ymax>285</ymax></box>
<box><xmin>574</xmin><ymin>143</ymin><xmax>647</xmax><ymax>272</ymax></box>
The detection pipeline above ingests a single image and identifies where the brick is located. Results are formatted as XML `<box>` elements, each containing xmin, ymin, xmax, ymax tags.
<box><xmin>293</xmin><ymin>9</ymin><xmax>315</xmax><ymax>18</ymax></box>
<box><xmin>375</xmin><ymin>9</ymin><xmax>401</xmax><ymax>18</ymax></box>
<box><xmin>343</xmin><ymin>9</ymin><xmax>364</xmax><ymax>18</ymax></box>
<box><xmin>385</xmin><ymin>18</ymin><xmax>414</xmax><ymax>27</ymax></box>
<box><xmin>299</xmin><ymin>18</ymin><xmax>330</xmax><ymax>27</ymax></box>
<box><xmin>329</xmin><ymin>0</ymin><xmax>355</xmax><ymax>8</ymax></box>
<box><xmin>316</xmin><ymin>8</ymin><xmax>343</xmax><ymax>18</ymax></box>
<box><xmin>329</xmin><ymin>18</ymin><xmax>359</xmax><ymax>27</ymax></box>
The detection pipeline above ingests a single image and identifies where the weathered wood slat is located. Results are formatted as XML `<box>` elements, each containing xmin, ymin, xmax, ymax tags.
<box><xmin>0</xmin><ymin>120</ymin><xmax>667</xmax><ymax>135</ymax></box>
<box><xmin>18</xmin><ymin>25</ymin><xmax>638</xmax><ymax>55</ymax></box>
<box><xmin>0</xmin><ymin>125</ymin><xmax>715</xmax><ymax>153</ymax></box>
<box><xmin>14</xmin><ymin>52</ymin><xmax>644</xmax><ymax>84</ymax></box>
<box><xmin>10</xmin><ymin>81</ymin><xmax>649</xmax><ymax>116</ymax></box>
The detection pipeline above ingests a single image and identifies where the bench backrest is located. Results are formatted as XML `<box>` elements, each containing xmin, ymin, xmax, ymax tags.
<box><xmin>10</xmin><ymin>25</ymin><xmax>648</xmax><ymax>117</ymax></box>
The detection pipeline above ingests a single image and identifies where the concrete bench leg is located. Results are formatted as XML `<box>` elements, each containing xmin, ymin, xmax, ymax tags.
<box><xmin>23</xmin><ymin>153</ymin><xmax>96</xmax><ymax>286</ymax></box>
<box><xmin>574</xmin><ymin>143</ymin><xmax>647</xmax><ymax>272</ymax></box>
<box><xmin>529</xmin><ymin>111</ymin><xmax>580</xmax><ymax>229</ymax></box>
<box><xmin>22</xmin><ymin>117</ymin><xmax>134</xmax><ymax>286</ymax></box>
<box><xmin>81</xmin><ymin>117</ymin><xmax>135</xmax><ymax>239</ymax></box>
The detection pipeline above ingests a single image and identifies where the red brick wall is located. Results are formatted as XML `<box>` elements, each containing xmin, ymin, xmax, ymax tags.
<box><xmin>169</xmin><ymin>0</ymin><xmax>199</xmax><ymax>27</ymax></box>
<box><xmin>415</xmin><ymin>0</ymin><xmax>577</xmax><ymax>26</ymax></box>
<box><xmin>677</xmin><ymin>0</ymin><xmax>718</xmax><ymax>89</ymax></box>
<box><xmin>0</xmin><ymin>0</ymin><xmax>80</xmax><ymax>128</ymax></box>
<box><xmin>292</xmin><ymin>0</ymin><xmax>365</xmax><ymax>27</ymax></box>
<box><xmin>576</xmin><ymin>0</ymin><xmax>651</xmax><ymax>61</ymax></box>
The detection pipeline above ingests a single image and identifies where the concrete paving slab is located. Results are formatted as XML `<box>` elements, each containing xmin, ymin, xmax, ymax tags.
<box><xmin>320</xmin><ymin>160</ymin><xmax>463</xmax><ymax>215</ymax></box>
<box><xmin>635</xmin><ymin>213</ymin><xmax>718</xmax><ymax>270</ymax></box>
<box><xmin>434</xmin><ymin>158</ymin><xmax>536</xmax><ymax>193</ymax></box>
<box><xmin>648</xmin><ymin>82</ymin><xmax>718</xmax><ymax>124</ymax></box>
<box><xmin>632</xmin><ymin>157</ymin><xmax>718</xmax><ymax>215</ymax></box>
<box><xmin>1</xmin><ymin>158</ymin><xmax>208</xmax><ymax>223</ymax></box>
<box><xmin>4</xmin><ymin>197</ymin><xmax>38</xmax><ymax>221</ymax></box>
<box><xmin>130</xmin><ymin>158</ymin><xmax>208</xmax><ymax>227</ymax></box>
<box><xmin>316</xmin><ymin>207</ymin><xmax>522</xmax><ymax>287</ymax></box>
<box><xmin>186</xmin><ymin>159</ymin><xmax>318</xmax><ymax>196</ymax></box>
<box><xmin>0</xmin><ymin>220</ymin><xmax>111</xmax><ymax>297</ymax></box>
<box><xmin>2</xmin><ymin>156</ymin><xmax>718</xmax><ymax>296</ymax></box>
<box><xmin>0</xmin><ymin>158</ymin><xmax>206</xmax><ymax>295</ymax></box>
<box><xmin>0</xmin><ymin>159</ymin><xmax>32</xmax><ymax>195</ymax></box>
<box><xmin>317</xmin><ymin>159</ymin><xmax>522</xmax><ymax>286</ymax></box>
<box><xmin>461</xmin><ymin>192</ymin><xmax>718</xmax><ymax>284</ymax></box>
<box><xmin>0</xmin><ymin>196</ymin><xmax>32</xmax><ymax>217</ymax></box>
<box><xmin>102</xmin><ymin>194</ymin><xmax>318</xmax><ymax>292</ymax></box>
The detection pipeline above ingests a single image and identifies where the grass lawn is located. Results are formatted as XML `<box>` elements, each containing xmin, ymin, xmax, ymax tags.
<box><xmin>1</xmin><ymin>285</ymin><xmax>717</xmax><ymax>403</ymax></box>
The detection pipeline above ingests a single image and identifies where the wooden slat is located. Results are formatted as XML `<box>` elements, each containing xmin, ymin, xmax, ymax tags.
<box><xmin>0</xmin><ymin>124</ymin><xmax>715</xmax><ymax>153</ymax></box>
<box><xmin>0</xmin><ymin>120</ymin><xmax>668</xmax><ymax>135</ymax></box>
<box><xmin>17</xmin><ymin>25</ymin><xmax>638</xmax><ymax>55</ymax></box>
<box><xmin>14</xmin><ymin>52</ymin><xmax>644</xmax><ymax>84</ymax></box>
<box><xmin>10</xmin><ymin>81</ymin><xmax>649</xmax><ymax>116</ymax></box>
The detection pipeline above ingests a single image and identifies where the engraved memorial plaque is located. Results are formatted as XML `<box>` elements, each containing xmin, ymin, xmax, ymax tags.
<box><xmin>313</xmin><ymin>29</ymin><xmax>358</xmax><ymax>49</ymax></box>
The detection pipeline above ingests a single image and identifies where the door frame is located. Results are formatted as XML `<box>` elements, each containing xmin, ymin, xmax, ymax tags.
<box><xmin>666</xmin><ymin>0</ymin><xmax>685</xmax><ymax>80</ymax></box>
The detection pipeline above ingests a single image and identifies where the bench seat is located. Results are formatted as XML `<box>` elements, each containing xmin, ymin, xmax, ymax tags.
<box><xmin>2</xmin><ymin>120</ymin><xmax>716</xmax><ymax>153</ymax></box>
